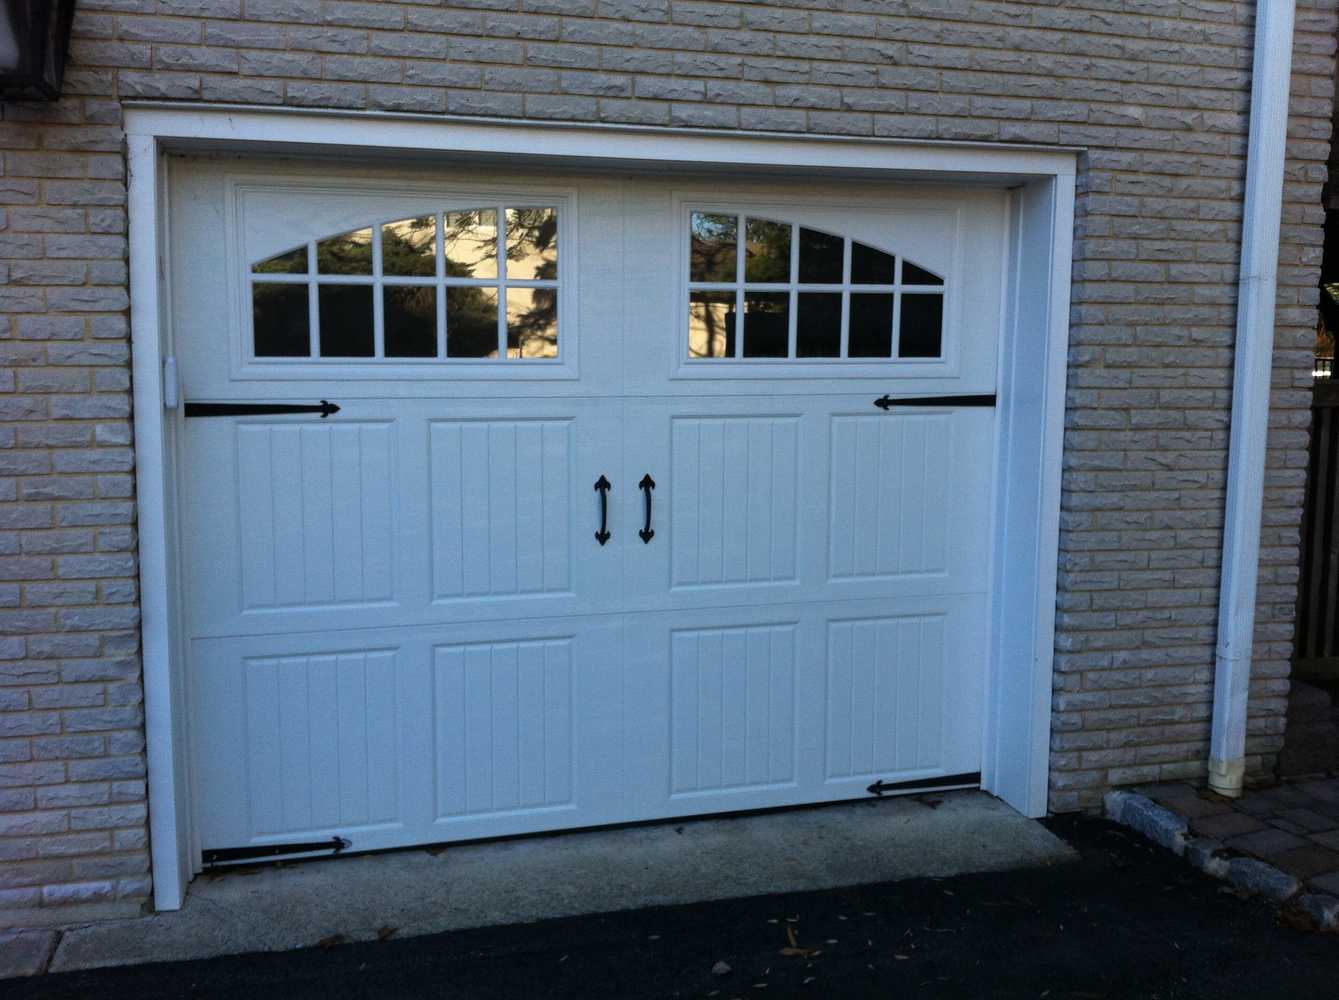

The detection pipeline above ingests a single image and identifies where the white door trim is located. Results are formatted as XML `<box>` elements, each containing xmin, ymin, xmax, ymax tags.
<box><xmin>127</xmin><ymin>105</ymin><xmax>1076</xmax><ymax>911</ymax></box>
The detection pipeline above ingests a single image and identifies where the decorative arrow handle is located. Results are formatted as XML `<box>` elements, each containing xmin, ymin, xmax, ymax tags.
<box><xmin>594</xmin><ymin>475</ymin><xmax>611</xmax><ymax>546</ymax></box>
<box><xmin>638</xmin><ymin>474</ymin><xmax>655</xmax><ymax>544</ymax></box>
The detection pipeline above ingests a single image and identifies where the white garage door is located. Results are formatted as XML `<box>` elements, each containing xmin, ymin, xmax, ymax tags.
<box><xmin>170</xmin><ymin>157</ymin><xmax>1007</xmax><ymax>863</ymax></box>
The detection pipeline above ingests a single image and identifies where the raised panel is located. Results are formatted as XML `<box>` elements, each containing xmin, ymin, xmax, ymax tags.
<box><xmin>237</xmin><ymin>421</ymin><xmax>395</xmax><ymax>611</ymax></box>
<box><xmin>829</xmin><ymin>413</ymin><xmax>951</xmax><ymax>580</ymax></box>
<box><xmin>430</xmin><ymin>419</ymin><xmax>573</xmax><ymax>601</ymax></box>
<box><xmin>670</xmin><ymin>623</ymin><xmax>797</xmax><ymax>796</ymax></box>
<box><xmin>243</xmin><ymin>648</ymin><xmax>401</xmax><ymax>836</ymax></box>
<box><xmin>670</xmin><ymin>416</ymin><xmax>799</xmax><ymax>589</ymax></box>
<box><xmin>825</xmin><ymin>615</ymin><xmax>945</xmax><ymax>780</ymax></box>
<box><xmin>433</xmin><ymin>637</ymin><xmax>575</xmax><ymax>819</ymax></box>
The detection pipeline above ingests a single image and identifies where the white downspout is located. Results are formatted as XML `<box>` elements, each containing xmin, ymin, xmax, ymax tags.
<box><xmin>1209</xmin><ymin>0</ymin><xmax>1297</xmax><ymax>798</ymax></box>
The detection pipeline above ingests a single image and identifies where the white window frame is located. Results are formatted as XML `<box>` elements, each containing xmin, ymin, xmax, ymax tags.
<box><xmin>225</xmin><ymin>178</ymin><xmax>578</xmax><ymax>382</ymax></box>
<box><xmin>680</xmin><ymin>205</ymin><xmax>949</xmax><ymax>366</ymax></box>
<box><xmin>127</xmin><ymin>105</ymin><xmax>1076</xmax><ymax>913</ymax></box>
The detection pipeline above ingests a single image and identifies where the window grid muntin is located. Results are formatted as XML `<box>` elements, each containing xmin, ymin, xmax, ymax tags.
<box><xmin>686</xmin><ymin>211</ymin><xmax>945</xmax><ymax>362</ymax></box>
<box><xmin>248</xmin><ymin>204</ymin><xmax>560</xmax><ymax>362</ymax></box>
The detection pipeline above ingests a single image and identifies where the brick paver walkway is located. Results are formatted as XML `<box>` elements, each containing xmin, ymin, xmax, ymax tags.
<box><xmin>1136</xmin><ymin>777</ymin><xmax>1339</xmax><ymax>896</ymax></box>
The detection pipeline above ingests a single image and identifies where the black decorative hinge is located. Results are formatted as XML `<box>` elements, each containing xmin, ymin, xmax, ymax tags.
<box><xmin>202</xmin><ymin>835</ymin><xmax>351</xmax><ymax>865</ymax></box>
<box><xmin>867</xmin><ymin>772</ymin><xmax>982</xmax><ymax>797</ymax></box>
<box><xmin>874</xmin><ymin>394</ymin><xmax>996</xmax><ymax>410</ymax></box>
<box><xmin>184</xmin><ymin>400</ymin><xmax>340</xmax><ymax>419</ymax></box>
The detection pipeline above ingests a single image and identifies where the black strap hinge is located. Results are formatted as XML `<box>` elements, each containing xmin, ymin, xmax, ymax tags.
<box><xmin>185</xmin><ymin>400</ymin><xmax>340</xmax><ymax>419</ymax></box>
<box><xmin>874</xmin><ymin>394</ymin><xmax>996</xmax><ymax>410</ymax></box>
<box><xmin>202</xmin><ymin>835</ymin><xmax>351</xmax><ymax>865</ymax></box>
<box><xmin>867</xmin><ymin>772</ymin><xmax>981</xmax><ymax>797</ymax></box>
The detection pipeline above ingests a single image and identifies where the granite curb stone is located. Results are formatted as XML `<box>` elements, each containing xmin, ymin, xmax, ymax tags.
<box><xmin>0</xmin><ymin>930</ymin><xmax>58</xmax><ymax>979</ymax></box>
<box><xmin>1104</xmin><ymin>790</ymin><xmax>1338</xmax><ymax>931</ymax></box>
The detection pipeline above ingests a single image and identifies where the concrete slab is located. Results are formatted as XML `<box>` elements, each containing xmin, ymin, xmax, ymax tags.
<box><xmin>48</xmin><ymin>791</ymin><xmax>1074</xmax><ymax>975</ymax></box>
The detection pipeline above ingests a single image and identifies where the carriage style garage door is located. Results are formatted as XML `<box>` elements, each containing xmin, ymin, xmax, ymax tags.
<box><xmin>171</xmin><ymin>157</ymin><xmax>1008</xmax><ymax>861</ymax></box>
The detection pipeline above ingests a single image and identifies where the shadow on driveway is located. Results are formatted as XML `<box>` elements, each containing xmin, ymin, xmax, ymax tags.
<box><xmin>8</xmin><ymin>816</ymin><xmax>1335</xmax><ymax>999</ymax></box>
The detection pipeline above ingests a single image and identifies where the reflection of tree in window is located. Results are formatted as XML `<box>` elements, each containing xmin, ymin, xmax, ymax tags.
<box><xmin>317</xmin><ymin>229</ymin><xmax>372</xmax><ymax>275</ymax></box>
<box><xmin>446</xmin><ymin>210</ymin><xmax>497</xmax><ymax>278</ymax></box>
<box><xmin>382</xmin><ymin>216</ymin><xmax>435</xmax><ymax>277</ymax></box>
<box><xmin>446</xmin><ymin>286</ymin><xmax>500</xmax><ymax>358</ymax></box>
<box><xmin>745</xmin><ymin>219</ymin><xmax>790</xmax><ymax>283</ymax></box>
<box><xmin>507</xmin><ymin>287</ymin><xmax>558</xmax><ymax>358</ymax></box>
<box><xmin>689</xmin><ymin>291</ymin><xmax>736</xmax><ymax>358</ymax></box>
<box><xmin>385</xmin><ymin>285</ymin><xmax>436</xmax><ymax>357</ymax></box>
<box><xmin>506</xmin><ymin>208</ymin><xmax>557</xmax><ymax>280</ymax></box>
<box><xmin>252</xmin><ymin>283</ymin><xmax>309</xmax><ymax>356</ymax></box>
<box><xmin>690</xmin><ymin>213</ymin><xmax>737</xmax><ymax>283</ymax></box>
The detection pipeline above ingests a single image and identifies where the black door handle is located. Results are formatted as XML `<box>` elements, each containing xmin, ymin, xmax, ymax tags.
<box><xmin>638</xmin><ymin>474</ymin><xmax>655</xmax><ymax>544</ymax></box>
<box><xmin>594</xmin><ymin>475</ymin><xmax>611</xmax><ymax>546</ymax></box>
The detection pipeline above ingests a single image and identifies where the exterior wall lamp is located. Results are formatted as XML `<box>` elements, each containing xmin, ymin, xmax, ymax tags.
<box><xmin>0</xmin><ymin>1</ymin><xmax>77</xmax><ymax>101</ymax></box>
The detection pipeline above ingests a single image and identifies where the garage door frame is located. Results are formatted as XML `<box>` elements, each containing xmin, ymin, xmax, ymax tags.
<box><xmin>125</xmin><ymin>104</ymin><xmax>1077</xmax><ymax>912</ymax></box>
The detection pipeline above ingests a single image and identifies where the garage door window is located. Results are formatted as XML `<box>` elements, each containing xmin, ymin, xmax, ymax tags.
<box><xmin>250</xmin><ymin>206</ymin><xmax>560</xmax><ymax>361</ymax></box>
<box><xmin>687</xmin><ymin>212</ymin><xmax>944</xmax><ymax>361</ymax></box>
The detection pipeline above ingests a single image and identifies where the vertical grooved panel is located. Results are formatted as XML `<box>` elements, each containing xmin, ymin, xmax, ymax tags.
<box><xmin>243</xmin><ymin>648</ymin><xmax>400</xmax><ymax>836</ymax></box>
<box><xmin>434</xmin><ymin>638</ymin><xmax>575</xmax><ymax>819</ymax></box>
<box><xmin>670</xmin><ymin>624</ymin><xmax>797</xmax><ymax>796</ymax></box>
<box><xmin>829</xmin><ymin>414</ymin><xmax>951</xmax><ymax>580</ymax></box>
<box><xmin>236</xmin><ymin>422</ymin><xmax>395</xmax><ymax>610</ymax></box>
<box><xmin>671</xmin><ymin>417</ymin><xmax>799</xmax><ymax>588</ymax></box>
<box><xmin>825</xmin><ymin>615</ymin><xmax>947</xmax><ymax>780</ymax></box>
<box><xmin>431</xmin><ymin>420</ymin><xmax>573</xmax><ymax>600</ymax></box>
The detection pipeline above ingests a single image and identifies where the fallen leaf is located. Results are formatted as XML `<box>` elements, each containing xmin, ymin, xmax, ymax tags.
<box><xmin>317</xmin><ymin>934</ymin><xmax>348</xmax><ymax>949</ymax></box>
<box><xmin>780</xmin><ymin>947</ymin><xmax>820</xmax><ymax>958</ymax></box>
<box><xmin>712</xmin><ymin>960</ymin><xmax>733</xmax><ymax>976</ymax></box>
<box><xmin>376</xmin><ymin>926</ymin><xmax>397</xmax><ymax>942</ymax></box>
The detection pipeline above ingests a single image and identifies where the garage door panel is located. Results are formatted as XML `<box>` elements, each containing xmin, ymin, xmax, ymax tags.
<box><xmin>623</xmin><ymin>399</ymin><xmax>992</xmax><ymax>612</ymax></box>
<box><xmin>668</xmin><ymin>414</ymin><xmax>800</xmax><ymax>590</ymax></box>
<box><xmin>821</xmin><ymin>597</ymin><xmax>986</xmax><ymax>791</ymax></box>
<box><xmin>828</xmin><ymin>412</ymin><xmax>951</xmax><ymax>581</ymax></box>
<box><xmin>668</xmin><ymin>621</ymin><xmax>799</xmax><ymax>798</ymax></box>
<box><xmin>186</xmin><ymin>400</ymin><xmax>622</xmax><ymax>639</ymax></box>
<box><xmin>825</xmin><ymin>408</ymin><xmax>993</xmax><ymax>596</ymax></box>
<box><xmin>179</xmin><ymin>161</ymin><xmax>1002</xmax><ymax>863</ymax></box>
<box><xmin>194</xmin><ymin>616</ymin><xmax>626</xmax><ymax>854</ymax></box>
<box><xmin>236</xmin><ymin>420</ymin><xmax>397</xmax><ymax>612</ymax></box>
<box><xmin>432</xmin><ymin>636</ymin><xmax>576</xmax><ymax>819</ymax></box>
<box><xmin>191</xmin><ymin>634</ymin><xmax>432</xmax><ymax>852</ymax></box>
<box><xmin>429</xmin><ymin>417</ymin><xmax>575</xmax><ymax>602</ymax></box>
<box><xmin>624</xmin><ymin>598</ymin><xmax>984</xmax><ymax>822</ymax></box>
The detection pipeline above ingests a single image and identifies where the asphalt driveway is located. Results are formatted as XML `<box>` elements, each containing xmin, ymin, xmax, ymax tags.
<box><xmin>6</xmin><ymin>815</ymin><xmax>1336</xmax><ymax>999</ymax></box>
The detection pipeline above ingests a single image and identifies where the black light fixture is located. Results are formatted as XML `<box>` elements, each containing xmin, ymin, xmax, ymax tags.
<box><xmin>0</xmin><ymin>1</ymin><xmax>76</xmax><ymax>102</ymax></box>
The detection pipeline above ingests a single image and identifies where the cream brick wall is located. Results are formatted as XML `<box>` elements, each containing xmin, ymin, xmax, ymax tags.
<box><xmin>0</xmin><ymin>0</ymin><xmax>1333</xmax><ymax>923</ymax></box>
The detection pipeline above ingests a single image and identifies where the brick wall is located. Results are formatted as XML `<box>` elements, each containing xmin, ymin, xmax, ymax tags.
<box><xmin>0</xmin><ymin>0</ymin><xmax>1333</xmax><ymax>924</ymax></box>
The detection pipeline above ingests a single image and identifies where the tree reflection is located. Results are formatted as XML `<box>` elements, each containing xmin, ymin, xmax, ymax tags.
<box><xmin>506</xmin><ymin>208</ymin><xmax>558</xmax><ymax>280</ymax></box>
<box><xmin>745</xmin><ymin>219</ymin><xmax>791</xmax><ymax>283</ymax></box>
<box><xmin>316</xmin><ymin>228</ymin><xmax>373</xmax><ymax>275</ymax></box>
<box><xmin>382</xmin><ymin>216</ymin><xmax>435</xmax><ymax>277</ymax></box>
<box><xmin>691</xmin><ymin>212</ymin><xmax>737</xmax><ymax>283</ymax></box>
<box><xmin>507</xmin><ymin>287</ymin><xmax>558</xmax><ymax>358</ymax></box>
